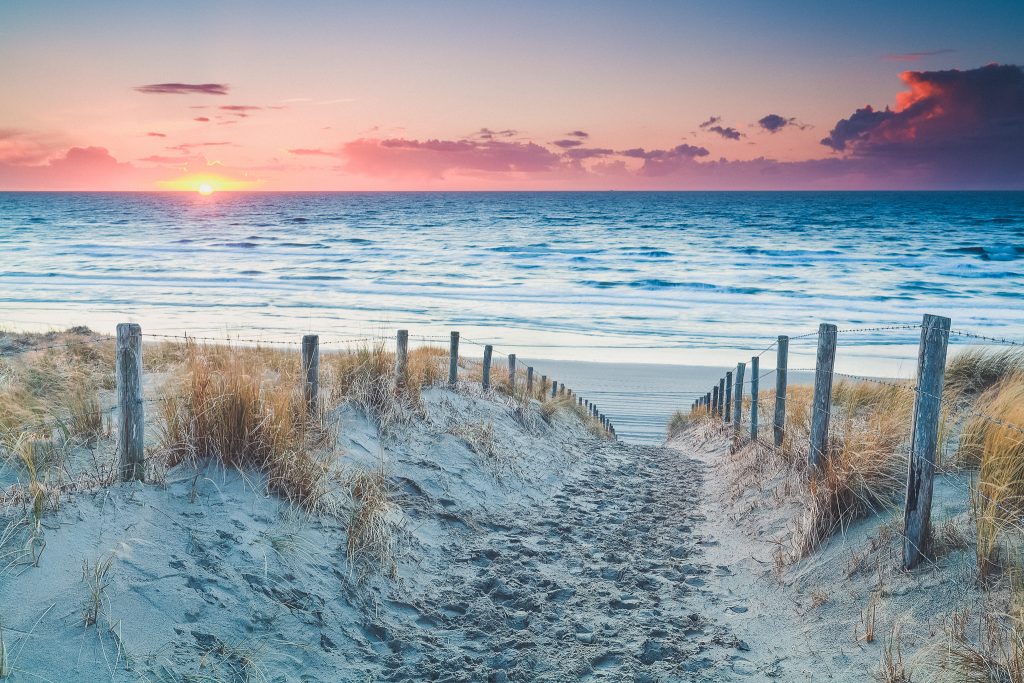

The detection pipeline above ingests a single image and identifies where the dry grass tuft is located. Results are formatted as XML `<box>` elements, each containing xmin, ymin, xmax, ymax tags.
<box><xmin>346</xmin><ymin>468</ymin><xmax>397</xmax><ymax>576</ymax></box>
<box><xmin>326</xmin><ymin>343</ymin><xmax>446</xmax><ymax>430</ymax></box>
<box><xmin>159</xmin><ymin>343</ymin><xmax>335</xmax><ymax>512</ymax></box>
<box><xmin>667</xmin><ymin>405</ymin><xmax>712</xmax><ymax>440</ymax></box>
<box><xmin>946</xmin><ymin>348</ymin><xmax>1024</xmax><ymax>398</ymax></box>
<box><xmin>796</xmin><ymin>380</ymin><xmax>911</xmax><ymax>555</ymax></box>
<box><xmin>878</xmin><ymin>623</ymin><xmax>910</xmax><ymax>682</ymax></box>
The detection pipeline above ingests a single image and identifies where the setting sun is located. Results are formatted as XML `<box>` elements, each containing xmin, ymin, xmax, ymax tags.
<box><xmin>197</xmin><ymin>183</ymin><xmax>214</xmax><ymax>195</ymax></box>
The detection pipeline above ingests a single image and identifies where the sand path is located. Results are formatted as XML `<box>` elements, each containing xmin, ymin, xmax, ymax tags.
<box><xmin>383</xmin><ymin>438</ymin><xmax>751</xmax><ymax>682</ymax></box>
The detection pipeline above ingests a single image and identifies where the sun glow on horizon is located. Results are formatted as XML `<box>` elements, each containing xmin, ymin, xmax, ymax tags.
<box><xmin>157</xmin><ymin>174</ymin><xmax>261</xmax><ymax>193</ymax></box>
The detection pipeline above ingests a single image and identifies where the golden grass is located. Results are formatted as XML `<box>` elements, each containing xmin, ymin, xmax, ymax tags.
<box><xmin>795</xmin><ymin>380</ymin><xmax>913</xmax><ymax>554</ymax></box>
<box><xmin>0</xmin><ymin>328</ymin><xmax>114</xmax><ymax>436</ymax></box>
<box><xmin>946</xmin><ymin>348</ymin><xmax>1024</xmax><ymax>398</ymax></box>
<box><xmin>159</xmin><ymin>343</ymin><xmax>335</xmax><ymax>512</ymax></box>
<box><xmin>959</xmin><ymin>378</ymin><xmax>1024</xmax><ymax>577</ymax></box>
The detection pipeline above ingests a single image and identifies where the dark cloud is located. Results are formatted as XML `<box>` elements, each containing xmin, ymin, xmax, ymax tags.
<box><xmin>134</xmin><ymin>83</ymin><xmax>229</xmax><ymax>95</ymax></box>
<box><xmin>145</xmin><ymin>132</ymin><xmax>167</xmax><ymax>138</ymax></box>
<box><xmin>820</xmin><ymin>64</ymin><xmax>1024</xmax><ymax>186</ymax></box>
<box><xmin>699</xmin><ymin>116</ymin><xmax>742</xmax><ymax>139</ymax></box>
<box><xmin>884</xmin><ymin>49</ymin><xmax>955</xmax><ymax>62</ymax></box>
<box><xmin>566</xmin><ymin>130</ymin><xmax>589</xmax><ymax>138</ymax></box>
<box><xmin>706</xmin><ymin>125</ymin><xmax>742</xmax><ymax>140</ymax></box>
<box><xmin>194</xmin><ymin>117</ymin><xmax>210</xmax><ymax>122</ymax></box>
<box><xmin>758</xmin><ymin>114</ymin><xmax>793</xmax><ymax>133</ymax></box>
<box><xmin>552</xmin><ymin>139</ymin><xmax>584</xmax><ymax>148</ymax></box>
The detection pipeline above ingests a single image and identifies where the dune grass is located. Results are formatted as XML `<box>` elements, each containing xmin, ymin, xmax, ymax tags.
<box><xmin>159</xmin><ymin>343</ymin><xmax>336</xmax><ymax>512</ymax></box>
<box><xmin>946</xmin><ymin>348</ymin><xmax>1024</xmax><ymax>398</ymax></box>
<box><xmin>345</xmin><ymin>468</ymin><xmax>397</xmax><ymax>576</ymax></box>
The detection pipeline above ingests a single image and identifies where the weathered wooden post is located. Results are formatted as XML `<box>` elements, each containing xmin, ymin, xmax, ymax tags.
<box><xmin>560</xmin><ymin>384</ymin><xmax>566</xmax><ymax>397</ymax></box>
<box><xmin>724</xmin><ymin>371</ymin><xmax>733</xmax><ymax>424</ymax></box>
<box><xmin>527</xmin><ymin>366</ymin><xmax>534</xmax><ymax>395</ymax></box>
<box><xmin>551</xmin><ymin>380</ymin><xmax>558</xmax><ymax>398</ymax></box>
<box><xmin>508</xmin><ymin>353</ymin><xmax>517</xmax><ymax>393</ymax></box>
<box><xmin>711</xmin><ymin>385</ymin><xmax>719</xmax><ymax>416</ymax></box>
<box><xmin>540</xmin><ymin>374</ymin><xmax>547</xmax><ymax>399</ymax></box>
<box><xmin>717</xmin><ymin>377</ymin><xmax>725</xmax><ymax>416</ymax></box>
<box><xmin>302</xmin><ymin>334</ymin><xmax>320</xmax><ymax>411</ymax></box>
<box><xmin>808</xmin><ymin>323</ymin><xmax>837</xmax><ymax>469</ymax></box>
<box><xmin>904</xmin><ymin>314</ymin><xmax>951</xmax><ymax>570</ymax></box>
<box><xmin>706</xmin><ymin>392</ymin><xmax>712</xmax><ymax>410</ymax></box>
<box><xmin>733</xmin><ymin>362</ymin><xmax>745</xmax><ymax>437</ymax></box>
<box><xmin>482</xmin><ymin>344</ymin><xmax>493</xmax><ymax>390</ymax></box>
<box><xmin>116</xmin><ymin>323</ymin><xmax>145</xmax><ymax>481</ymax></box>
<box><xmin>773</xmin><ymin>335</ymin><xmax>789</xmax><ymax>448</ymax></box>
<box><xmin>448</xmin><ymin>331</ymin><xmax>460</xmax><ymax>387</ymax></box>
<box><xmin>395</xmin><ymin>329</ymin><xmax>409</xmax><ymax>390</ymax></box>
<box><xmin>750</xmin><ymin>356</ymin><xmax>759</xmax><ymax>442</ymax></box>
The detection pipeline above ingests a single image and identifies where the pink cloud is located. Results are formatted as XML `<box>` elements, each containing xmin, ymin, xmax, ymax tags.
<box><xmin>135</xmin><ymin>83</ymin><xmax>229</xmax><ymax>95</ymax></box>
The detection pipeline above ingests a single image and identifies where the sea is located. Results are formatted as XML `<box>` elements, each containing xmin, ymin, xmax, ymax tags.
<box><xmin>1</xmin><ymin>191</ymin><xmax>1022</xmax><ymax>442</ymax></box>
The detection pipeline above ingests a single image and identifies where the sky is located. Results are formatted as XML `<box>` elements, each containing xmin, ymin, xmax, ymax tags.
<box><xmin>1</xmin><ymin>0</ymin><xmax>1023</xmax><ymax>191</ymax></box>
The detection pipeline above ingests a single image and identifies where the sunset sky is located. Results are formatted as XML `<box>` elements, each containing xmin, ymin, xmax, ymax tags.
<box><xmin>1</xmin><ymin>0</ymin><xmax>1023</xmax><ymax>190</ymax></box>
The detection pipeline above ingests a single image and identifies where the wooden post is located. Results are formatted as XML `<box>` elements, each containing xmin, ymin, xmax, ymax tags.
<box><xmin>116</xmin><ymin>323</ymin><xmax>145</xmax><ymax>481</ymax></box>
<box><xmin>540</xmin><ymin>375</ymin><xmax>547</xmax><ymax>400</ymax></box>
<box><xmin>773</xmin><ymin>335</ymin><xmax>789</xmax><ymax>448</ymax></box>
<box><xmin>904</xmin><ymin>314</ymin><xmax>951</xmax><ymax>569</ymax></box>
<box><xmin>395</xmin><ymin>329</ymin><xmax>409</xmax><ymax>390</ymax></box>
<box><xmin>706</xmin><ymin>392</ymin><xmax>712</xmax><ymax>409</ymax></box>
<box><xmin>508</xmin><ymin>353</ymin><xmax>517</xmax><ymax>393</ymax></box>
<box><xmin>733</xmin><ymin>362</ymin><xmax>745</xmax><ymax>437</ymax></box>
<box><xmin>718</xmin><ymin>377</ymin><xmax>725</xmax><ymax>416</ymax></box>
<box><xmin>448</xmin><ymin>331</ymin><xmax>460</xmax><ymax>387</ymax></box>
<box><xmin>560</xmin><ymin>384</ymin><xmax>565</xmax><ymax>397</ymax></box>
<box><xmin>551</xmin><ymin>380</ymin><xmax>558</xmax><ymax>398</ymax></box>
<box><xmin>527</xmin><ymin>366</ymin><xmax>534</xmax><ymax>395</ymax></box>
<box><xmin>750</xmin><ymin>356</ymin><xmax>759</xmax><ymax>442</ymax></box>
<box><xmin>808</xmin><ymin>323</ymin><xmax>837</xmax><ymax>469</ymax></box>
<box><xmin>724</xmin><ymin>371</ymin><xmax>733</xmax><ymax>424</ymax></box>
<box><xmin>712</xmin><ymin>385</ymin><xmax>719</xmax><ymax>416</ymax></box>
<box><xmin>302</xmin><ymin>334</ymin><xmax>320</xmax><ymax>411</ymax></box>
<box><xmin>482</xmin><ymin>344</ymin><xmax>493</xmax><ymax>390</ymax></box>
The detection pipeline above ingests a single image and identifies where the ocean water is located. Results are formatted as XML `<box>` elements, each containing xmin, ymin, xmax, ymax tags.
<box><xmin>2</xmin><ymin>191</ymin><xmax>1023</xmax><ymax>442</ymax></box>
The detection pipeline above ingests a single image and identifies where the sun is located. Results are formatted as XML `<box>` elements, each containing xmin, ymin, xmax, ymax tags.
<box><xmin>197</xmin><ymin>183</ymin><xmax>214</xmax><ymax>196</ymax></box>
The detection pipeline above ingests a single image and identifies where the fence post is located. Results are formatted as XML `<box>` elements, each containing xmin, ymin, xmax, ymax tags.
<box><xmin>560</xmin><ymin>384</ymin><xmax>565</xmax><ymax>397</ymax></box>
<box><xmin>724</xmin><ymin>371</ymin><xmax>733</xmax><ymax>424</ymax></box>
<box><xmin>302</xmin><ymin>334</ymin><xmax>320</xmax><ymax>412</ymax></box>
<box><xmin>448</xmin><ymin>331</ymin><xmax>460</xmax><ymax>387</ymax></box>
<box><xmin>482</xmin><ymin>344</ymin><xmax>493</xmax><ymax>390</ymax></box>
<box><xmin>904</xmin><ymin>314</ymin><xmax>951</xmax><ymax>570</ymax></box>
<box><xmin>750</xmin><ymin>356</ymin><xmax>759</xmax><ymax>442</ymax></box>
<box><xmin>551</xmin><ymin>380</ymin><xmax>558</xmax><ymax>398</ymax></box>
<box><xmin>808</xmin><ymin>323</ymin><xmax>837</xmax><ymax>469</ymax></box>
<box><xmin>773</xmin><ymin>335</ymin><xmax>789</xmax><ymax>448</ymax></box>
<box><xmin>733</xmin><ymin>362</ymin><xmax>746</xmax><ymax>437</ymax></box>
<box><xmin>395</xmin><ymin>329</ymin><xmax>409</xmax><ymax>390</ymax></box>
<box><xmin>711</xmin><ymin>385</ymin><xmax>719</xmax><ymax>416</ymax></box>
<box><xmin>116</xmin><ymin>322</ymin><xmax>145</xmax><ymax>481</ymax></box>
<box><xmin>718</xmin><ymin>377</ymin><xmax>725</xmax><ymax>416</ymax></box>
<box><xmin>527</xmin><ymin>366</ymin><xmax>534</xmax><ymax>395</ymax></box>
<box><xmin>508</xmin><ymin>353</ymin><xmax>517</xmax><ymax>393</ymax></box>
